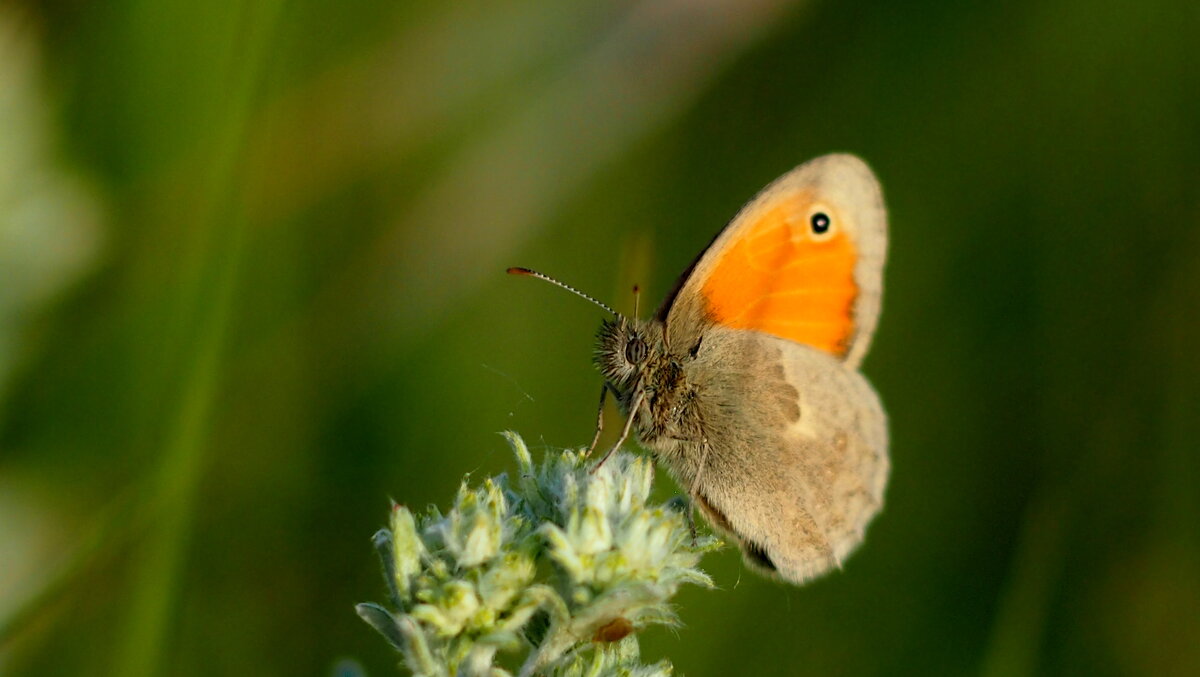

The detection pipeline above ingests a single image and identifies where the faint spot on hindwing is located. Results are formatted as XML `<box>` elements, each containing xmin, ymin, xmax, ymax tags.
<box><xmin>757</xmin><ymin>351</ymin><xmax>801</xmax><ymax>427</ymax></box>
<box><xmin>778</xmin><ymin>383</ymin><xmax>801</xmax><ymax>423</ymax></box>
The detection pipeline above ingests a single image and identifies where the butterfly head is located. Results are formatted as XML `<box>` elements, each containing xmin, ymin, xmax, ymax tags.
<box><xmin>594</xmin><ymin>315</ymin><xmax>661</xmax><ymax>390</ymax></box>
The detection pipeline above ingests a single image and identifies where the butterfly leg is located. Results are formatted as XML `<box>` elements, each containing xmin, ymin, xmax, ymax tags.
<box><xmin>665</xmin><ymin>495</ymin><xmax>699</xmax><ymax>544</ymax></box>
<box><xmin>590</xmin><ymin>391</ymin><xmax>643</xmax><ymax>473</ymax></box>
<box><xmin>584</xmin><ymin>384</ymin><xmax>608</xmax><ymax>456</ymax></box>
<box><xmin>684</xmin><ymin>497</ymin><xmax>699</xmax><ymax>544</ymax></box>
<box><xmin>686</xmin><ymin>440</ymin><xmax>711</xmax><ymax>511</ymax></box>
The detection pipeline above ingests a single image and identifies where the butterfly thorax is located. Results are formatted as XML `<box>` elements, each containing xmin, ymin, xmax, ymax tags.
<box><xmin>594</xmin><ymin>317</ymin><xmax>704</xmax><ymax>450</ymax></box>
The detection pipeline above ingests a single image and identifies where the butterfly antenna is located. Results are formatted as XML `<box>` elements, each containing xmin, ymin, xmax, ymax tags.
<box><xmin>632</xmin><ymin>284</ymin><xmax>641</xmax><ymax>318</ymax></box>
<box><xmin>507</xmin><ymin>267</ymin><xmax>619</xmax><ymax>317</ymax></box>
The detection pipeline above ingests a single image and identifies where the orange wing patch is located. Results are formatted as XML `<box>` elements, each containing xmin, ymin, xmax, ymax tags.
<box><xmin>701</xmin><ymin>197</ymin><xmax>858</xmax><ymax>356</ymax></box>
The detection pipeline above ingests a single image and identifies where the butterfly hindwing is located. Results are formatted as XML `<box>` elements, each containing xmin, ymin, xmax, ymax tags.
<box><xmin>684</xmin><ymin>327</ymin><xmax>888</xmax><ymax>583</ymax></box>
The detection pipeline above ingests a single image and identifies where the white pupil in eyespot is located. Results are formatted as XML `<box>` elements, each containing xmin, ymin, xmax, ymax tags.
<box><xmin>811</xmin><ymin>212</ymin><xmax>831</xmax><ymax>234</ymax></box>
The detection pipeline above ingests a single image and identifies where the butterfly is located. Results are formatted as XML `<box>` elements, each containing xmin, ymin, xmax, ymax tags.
<box><xmin>510</xmin><ymin>153</ymin><xmax>888</xmax><ymax>584</ymax></box>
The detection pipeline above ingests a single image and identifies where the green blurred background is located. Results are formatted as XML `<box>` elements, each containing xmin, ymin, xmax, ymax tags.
<box><xmin>1</xmin><ymin>0</ymin><xmax>1198</xmax><ymax>675</ymax></box>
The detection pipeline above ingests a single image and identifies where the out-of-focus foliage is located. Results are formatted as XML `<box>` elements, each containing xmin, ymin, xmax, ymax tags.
<box><xmin>0</xmin><ymin>0</ymin><xmax>1197</xmax><ymax>676</ymax></box>
<box><xmin>0</xmin><ymin>8</ymin><xmax>100</xmax><ymax>398</ymax></box>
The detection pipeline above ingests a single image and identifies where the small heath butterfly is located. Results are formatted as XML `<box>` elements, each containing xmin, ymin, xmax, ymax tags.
<box><xmin>510</xmin><ymin>154</ymin><xmax>888</xmax><ymax>585</ymax></box>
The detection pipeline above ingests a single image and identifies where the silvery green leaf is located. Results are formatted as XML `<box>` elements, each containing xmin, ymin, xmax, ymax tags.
<box><xmin>356</xmin><ymin>602</ymin><xmax>404</xmax><ymax>651</ymax></box>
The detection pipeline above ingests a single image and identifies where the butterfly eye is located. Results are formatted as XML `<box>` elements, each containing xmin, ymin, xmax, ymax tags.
<box><xmin>625</xmin><ymin>336</ymin><xmax>648</xmax><ymax>363</ymax></box>
<box><xmin>810</xmin><ymin>212</ymin><xmax>831</xmax><ymax>235</ymax></box>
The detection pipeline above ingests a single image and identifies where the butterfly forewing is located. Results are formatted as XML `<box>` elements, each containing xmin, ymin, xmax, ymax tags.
<box><xmin>664</xmin><ymin>154</ymin><xmax>886</xmax><ymax>369</ymax></box>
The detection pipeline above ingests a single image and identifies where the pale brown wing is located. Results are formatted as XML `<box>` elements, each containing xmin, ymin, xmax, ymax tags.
<box><xmin>682</xmin><ymin>328</ymin><xmax>888</xmax><ymax>584</ymax></box>
<box><xmin>660</xmin><ymin>154</ymin><xmax>887</xmax><ymax>370</ymax></box>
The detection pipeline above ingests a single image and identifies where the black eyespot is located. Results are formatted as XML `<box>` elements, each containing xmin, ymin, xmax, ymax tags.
<box><xmin>810</xmin><ymin>212</ymin><xmax>831</xmax><ymax>234</ymax></box>
<box><xmin>625</xmin><ymin>336</ymin><xmax>648</xmax><ymax>364</ymax></box>
<box><xmin>689</xmin><ymin>338</ymin><xmax>702</xmax><ymax>358</ymax></box>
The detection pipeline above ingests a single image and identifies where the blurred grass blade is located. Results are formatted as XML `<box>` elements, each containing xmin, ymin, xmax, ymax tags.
<box><xmin>111</xmin><ymin>3</ymin><xmax>285</xmax><ymax>675</ymax></box>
